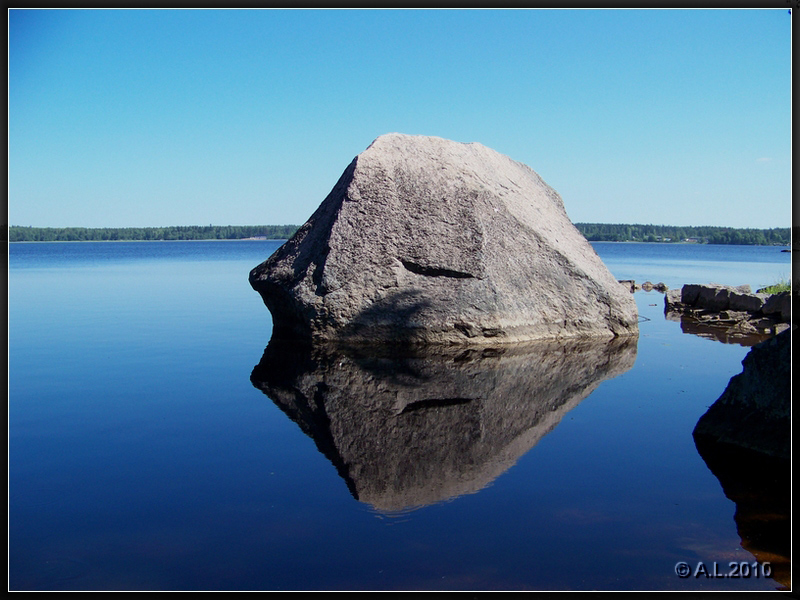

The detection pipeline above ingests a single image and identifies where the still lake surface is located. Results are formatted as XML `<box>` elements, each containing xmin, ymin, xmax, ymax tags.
<box><xmin>8</xmin><ymin>240</ymin><xmax>791</xmax><ymax>591</ymax></box>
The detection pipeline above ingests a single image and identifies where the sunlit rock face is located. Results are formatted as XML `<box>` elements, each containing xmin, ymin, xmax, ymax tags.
<box><xmin>251</xmin><ymin>336</ymin><xmax>637</xmax><ymax>513</ymax></box>
<box><xmin>249</xmin><ymin>133</ymin><xmax>639</xmax><ymax>345</ymax></box>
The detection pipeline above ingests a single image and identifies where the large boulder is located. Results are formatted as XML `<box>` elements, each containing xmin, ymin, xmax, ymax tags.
<box><xmin>250</xmin><ymin>133</ymin><xmax>639</xmax><ymax>345</ymax></box>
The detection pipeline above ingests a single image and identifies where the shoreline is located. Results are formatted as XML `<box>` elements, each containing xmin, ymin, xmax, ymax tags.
<box><xmin>7</xmin><ymin>239</ymin><xmax>790</xmax><ymax>248</ymax></box>
<box><xmin>7</xmin><ymin>238</ymin><xmax>289</xmax><ymax>243</ymax></box>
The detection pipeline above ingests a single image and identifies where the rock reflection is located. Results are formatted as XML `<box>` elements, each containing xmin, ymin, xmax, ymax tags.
<box><xmin>664</xmin><ymin>312</ymin><xmax>772</xmax><ymax>346</ymax></box>
<box><xmin>693</xmin><ymin>440</ymin><xmax>790</xmax><ymax>590</ymax></box>
<box><xmin>251</xmin><ymin>336</ymin><xmax>637</xmax><ymax>513</ymax></box>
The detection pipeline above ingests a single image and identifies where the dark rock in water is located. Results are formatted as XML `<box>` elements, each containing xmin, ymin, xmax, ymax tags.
<box><xmin>692</xmin><ymin>327</ymin><xmax>791</xmax><ymax>589</ymax></box>
<box><xmin>761</xmin><ymin>291</ymin><xmax>791</xmax><ymax>322</ymax></box>
<box><xmin>250</xmin><ymin>133</ymin><xmax>638</xmax><ymax>345</ymax></box>
<box><xmin>251</xmin><ymin>336</ymin><xmax>637</xmax><ymax>513</ymax></box>
<box><xmin>693</xmin><ymin>328</ymin><xmax>791</xmax><ymax>459</ymax></box>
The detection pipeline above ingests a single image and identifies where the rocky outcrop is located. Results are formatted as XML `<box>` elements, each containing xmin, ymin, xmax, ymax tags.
<box><xmin>693</xmin><ymin>327</ymin><xmax>791</xmax><ymax>459</ymax></box>
<box><xmin>250</xmin><ymin>134</ymin><xmax>638</xmax><ymax>346</ymax></box>
<box><xmin>664</xmin><ymin>284</ymin><xmax>790</xmax><ymax>340</ymax></box>
<box><xmin>251</xmin><ymin>336</ymin><xmax>637</xmax><ymax>513</ymax></box>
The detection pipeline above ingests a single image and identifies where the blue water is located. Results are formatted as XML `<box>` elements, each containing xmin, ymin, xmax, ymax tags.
<box><xmin>591</xmin><ymin>241</ymin><xmax>791</xmax><ymax>291</ymax></box>
<box><xmin>8</xmin><ymin>240</ymin><xmax>791</xmax><ymax>591</ymax></box>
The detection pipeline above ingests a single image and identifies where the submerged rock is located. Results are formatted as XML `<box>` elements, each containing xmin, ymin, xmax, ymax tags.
<box><xmin>249</xmin><ymin>133</ymin><xmax>638</xmax><ymax>345</ymax></box>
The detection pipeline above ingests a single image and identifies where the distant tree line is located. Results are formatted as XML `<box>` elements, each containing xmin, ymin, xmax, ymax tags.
<box><xmin>7</xmin><ymin>223</ymin><xmax>791</xmax><ymax>246</ymax></box>
<box><xmin>8</xmin><ymin>225</ymin><xmax>299</xmax><ymax>242</ymax></box>
<box><xmin>574</xmin><ymin>223</ymin><xmax>790</xmax><ymax>246</ymax></box>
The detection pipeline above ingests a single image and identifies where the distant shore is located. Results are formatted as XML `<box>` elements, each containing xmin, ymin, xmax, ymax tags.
<box><xmin>7</xmin><ymin>225</ymin><xmax>297</xmax><ymax>243</ymax></box>
<box><xmin>7</xmin><ymin>223</ymin><xmax>792</xmax><ymax>246</ymax></box>
<box><xmin>8</xmin><ymin>237</ymin><xmax>290</xmax><ymax>243</ymax></box>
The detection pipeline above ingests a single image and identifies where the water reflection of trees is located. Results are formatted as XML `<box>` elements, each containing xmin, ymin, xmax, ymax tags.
<box><xmin>251</xmin><ymin>336</ymin><xmax>636</xmax><ymax>514</ymax></box>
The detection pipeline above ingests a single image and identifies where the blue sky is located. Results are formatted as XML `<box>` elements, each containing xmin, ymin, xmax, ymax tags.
<box><xmin>8</xmin><ymin>9</ymin><xmax>792</xmax><ymax>229</ymax></box>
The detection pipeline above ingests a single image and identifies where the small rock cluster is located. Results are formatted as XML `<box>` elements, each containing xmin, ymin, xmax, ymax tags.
<box><xmin>664</xmin><ymin>283</ymin><xmax>790</xmax><ymax>337</ymax></box>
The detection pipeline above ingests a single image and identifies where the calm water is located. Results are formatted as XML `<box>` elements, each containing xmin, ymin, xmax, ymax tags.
<box><xmin>8</xmin><ymin>240</ymin><xmax>791</xmax><ymax>591</ymax></box>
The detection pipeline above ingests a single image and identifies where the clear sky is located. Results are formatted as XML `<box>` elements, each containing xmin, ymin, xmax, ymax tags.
<box><xmin>8</xmin><ymin>8</ymin><xmax>792</xmax><ymax>229</ymax></box>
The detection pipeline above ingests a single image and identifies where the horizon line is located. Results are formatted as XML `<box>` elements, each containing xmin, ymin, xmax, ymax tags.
<box><xmin>7</xmin><ymin>223</ymin><xmax>792</xmax><ymax>231</ymax></box>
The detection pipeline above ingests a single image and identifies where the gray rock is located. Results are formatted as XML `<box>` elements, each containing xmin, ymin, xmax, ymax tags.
<box><xmin>639</xmin><ymin>281</ymin><xmax>668</xmax><ymax>293</ymax></box>
<box><xmin>664</xmin><ymin>283</ymin><xmax>789</xmax><ymax>343</ymax></box>
<box><xmin>665</xmin><ymin>288</ymin><xmax>682</xmax><ymax>310</ymax></box>
<box><xmin>669</xmin><ymin>284</ymin><xmax>789</xmax><ymax>325</ymax></box>
<box><xmin>762</xmin><ymin>291</ymin><xmax>791</xmax><ymax>322</ymax></box>
<box><xmin>682</xmin><ymin>283</ymin><xmax>754</xmax><ymax>311</ymax></box>
<box><xmin>728</xmin><ymin>291</ymin><xmax>767</xmax><ymax>313</ymax></box>
<box><xmin>696</xmin><ymin>284</ymin><xmax>733</xmax><ymax>311</ymax></box>
<box><xmin>250</xmin><ymin>133</ymin><xmax>639</xmax><ymax>345</ymax></box>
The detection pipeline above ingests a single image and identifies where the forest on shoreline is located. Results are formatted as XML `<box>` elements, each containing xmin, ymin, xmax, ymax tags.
<box><xmin>574</xmin><ymin>223</ymin><xmax>790</xmax><ymax>245</ymax></box>
<box><xmin>7</xmin><ymin>224</ymin><xmax>298</xmax><ymax>242</ymax></box>
<box><xmin>7</xmin><ymin>223</ymin><xmax>792</xmax><ymax>245</ymax></box>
